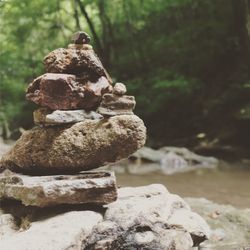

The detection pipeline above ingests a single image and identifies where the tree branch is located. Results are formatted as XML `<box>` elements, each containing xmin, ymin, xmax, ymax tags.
<box><xmin>73</xmin><ymin>0</ymin><xmax>81</xmax><ymax>30</ymax></box>
<box><xmin>76</xmin><ymin>0</ymin><xmax>104</xmax><ymax>57</ymax></box>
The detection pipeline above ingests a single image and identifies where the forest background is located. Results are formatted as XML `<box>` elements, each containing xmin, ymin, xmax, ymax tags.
<box><xmin>1</xmin><ymin>0</ymin><xmax>250</xmax><ymax>151</ymax></box>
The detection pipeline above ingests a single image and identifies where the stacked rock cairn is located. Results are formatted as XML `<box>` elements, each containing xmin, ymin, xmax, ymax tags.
<box><xmin>0</xmin><ymin>31</ymin><xmax>146</xmax><ymax>207</ymax></box>
<box><xmin>0</xmin><ymin>32</ymin><xmax>210</xmax><ymax>250</ymax></box>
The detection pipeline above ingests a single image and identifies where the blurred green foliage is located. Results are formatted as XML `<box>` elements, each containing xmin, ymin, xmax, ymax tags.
<box><xmin>0</xmin><ymin>0</ymin><xmax>250</xmax><ymax>145</ymax></box>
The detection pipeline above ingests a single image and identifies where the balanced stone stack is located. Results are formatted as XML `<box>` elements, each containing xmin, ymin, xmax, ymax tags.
<box><xmin>0</xmin><ymin>32</ymin><xmax>210</xmax><ymax>250</ymax></box>
<box><xmin>0</xmin><ymin>31</ymin><xmax>146</xmax><ymax>207</ymax></box>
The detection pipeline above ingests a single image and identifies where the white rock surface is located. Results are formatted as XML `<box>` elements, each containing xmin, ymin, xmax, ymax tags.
<box><xmin>0</xmin><ymin>211</ymin><xmax>102</xmax><ymax>250</ymax></box>
<box><xmin>0</xmin><ymin>185</ymin><xmax>210</xmax><ymax>250</ymax></box>
<box><xmin>83</xmin><ymin>184</ymin><xmax>210</xmax><ymax>249</ymax></box>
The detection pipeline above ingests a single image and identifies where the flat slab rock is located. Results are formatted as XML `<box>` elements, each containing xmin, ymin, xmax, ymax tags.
<box><xmin>34</xmin><ymin>108</ymin><xmax>103</xmax><ymax>126</ymax></box>
<box><xmin>0</xmin><ymin>184</ymin><xmax>210</xmax><ymax>250</ymax></box>
<box><xmin>0</xmin><ymin>115</ymin><xmax>146</xmax><ymax>174</ymax></box>
<box><xmin>0</xmin><ymin>171</ymin><xmax>117</xmax><ymax>207</ymax></box>
<box><xmin>26</xmin><ymin>73</ymin><xmax>112</xmax><ymax>110</ymax></box>
<box><xmin>97</xmin><ymin>93</ymin><xmax>135</xmax><ymax>117</ymax></box>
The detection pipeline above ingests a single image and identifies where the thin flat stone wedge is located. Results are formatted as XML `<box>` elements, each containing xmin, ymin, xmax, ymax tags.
<box><xmin>0</xmin><ymin>171</ymin><xmax>117</xmax><ymax>207</ymax></box>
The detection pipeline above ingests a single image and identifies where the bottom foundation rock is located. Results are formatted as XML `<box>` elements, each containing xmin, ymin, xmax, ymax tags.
<box><xmin>0</xmin><ymin>184</ymin><xmax>210</xmax><ymax>250</ymax></box>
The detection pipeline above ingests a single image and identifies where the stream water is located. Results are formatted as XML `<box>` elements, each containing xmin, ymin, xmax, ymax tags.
<box><xmin>116</xmin><ymin>163</ymin><xmax>250</xmax><ymax>209</ymax></box>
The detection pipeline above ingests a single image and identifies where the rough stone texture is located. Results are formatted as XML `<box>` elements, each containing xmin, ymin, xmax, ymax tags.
<box><xmin>105</xmin><ymin>146</ymin><xmax>218</xmax><ymax>175</ymax></box>
<box><xmin>83</xmin><ymin>184</ymin><xmax>210</xmax><ymax>249</ymax></box>
<box><xmin>0</xmin><ymin>185</ymin><xmax>209</xmax><ymax>250</ymax></box>
<box><xmin>186</xmin><ymin>198</ymin><xmax>250</xmax><ymax>250</ymax></box>
<box><xmin>113</xmin><ymin>82</ymin><xmax>127</xmax><ymax>95</ymax></box>
<box><xmin>98</xmin><ymin>93</ymin><xmax>135</xmax><ymax>117</ymax></box>
<box><xmin>26</xmin><ymin>73</ymin><xmax>112</xmax><ymax>110</ymax></box>
<box><xmin>0</xmin><ymin>171</ymin><xmax>117</xmax><ymax>207</ymax></box>
<box><xmin>34</xmin><ymin>108</ymin><xmax>103</xmax><ymax>126</ymax></box>
<box><xmin>0</xmin><ymin>115</ymin><xmax>146</xmax><ymax>174</ymax></box>
<box><xmin>43</xmin><ymin>47</ymin><xmax>112</xmax><ymax>83</ymax></box>
<box><xmin>0</xmin><ymin>211</ymin><xmax>102</xmax><ymax>250</ymax></box>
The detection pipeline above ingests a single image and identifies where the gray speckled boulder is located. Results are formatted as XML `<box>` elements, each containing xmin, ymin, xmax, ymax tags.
<box><xmin>0</xmin><ymin>115</ymin><xmax>146</xmax><ymax>174</ymax></box>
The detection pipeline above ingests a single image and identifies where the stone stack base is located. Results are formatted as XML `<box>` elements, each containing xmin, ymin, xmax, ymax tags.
<box><xmin>0</xmin><ymin>184</ymin><xmax>210</xmax><ymax>250</ymax></box>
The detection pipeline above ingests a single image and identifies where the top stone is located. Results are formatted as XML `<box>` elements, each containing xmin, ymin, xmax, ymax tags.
<box><xmin>72</xmin><ymin>31</ymin><xmax>91</xmax><ymax>44</ymax></box>
<box><xmin>43</xmin><ymin>31</ymin><xmax>112</xmax><ymax>82</ymax></box>
<box><xmin>26</xmin><ymin>31</ymin><xmax>114</xmax><ymax>110</ymax></box>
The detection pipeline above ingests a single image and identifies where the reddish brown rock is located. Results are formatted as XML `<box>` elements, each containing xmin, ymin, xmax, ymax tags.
<box><xmin>26</xmin><ymin>73</ymin><xmax>112</xmax><ymax>110</ymax></box>
<box><xmin>43</xmin><ymin>47</ymin><xmax>112</xmax><ymax>83</ymax></box>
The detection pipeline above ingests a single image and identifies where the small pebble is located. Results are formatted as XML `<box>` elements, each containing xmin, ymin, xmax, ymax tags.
<box><xmin>113</xmin><ymin>82</ymin><xmax>127</xmax><ymax>95</ymax></box>
<box><xmin>72</xmin><ymin>31</ymin><xmax>91</xmax><ymax>44</ymax></box>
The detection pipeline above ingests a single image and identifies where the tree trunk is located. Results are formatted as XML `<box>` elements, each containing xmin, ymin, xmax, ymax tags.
<box><xmin>76</xmin><ymin>0</ymin><xmax>104</xmax><ymax>58</ymax></box>
<box><xmin>97</xmin><ymin>0</ymin><xmax>116</xmax><ymax>67</ymax></box>
<box><xmin>246</xmin><ymin>1</ymin><xmax>250</xmax><ymax>44</ymax></box>
<box><xmin>72</xmin><ymin>0</ymin><xmax>81</xmax><ymax>30</ymax></box>
<box><xmin>232</xmin><ymin>0</ymin><xmax>250</xmax><ymax>65</ymax></box>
